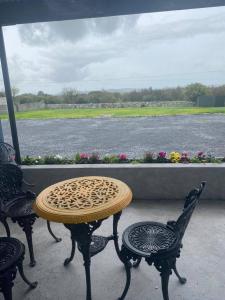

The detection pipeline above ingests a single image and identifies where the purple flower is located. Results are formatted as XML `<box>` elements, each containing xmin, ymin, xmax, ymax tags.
<box><xmin>197</xmin><ymin>151</ymin><xmax>205</xmax><ymax>158</ymax></box>
<box><xmin>181</xmin><ymin>152</ymin><xmax>188</xmax><ymax>158</ymax></box>
<box><xmin>158</xmin><ymin>151</ymin><xmax>166</xmax><ymax>158</ymax></box>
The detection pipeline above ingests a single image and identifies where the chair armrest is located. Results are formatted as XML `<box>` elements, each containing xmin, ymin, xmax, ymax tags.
<box><xmin>23</xmin><ymin>179</ymin><xmax>35</xmax><ymax>186</ymax></box>
<box><xmin>22</xmin><ymin>179</ymin><xmax>35</xmax><ymax>187</ymax></box>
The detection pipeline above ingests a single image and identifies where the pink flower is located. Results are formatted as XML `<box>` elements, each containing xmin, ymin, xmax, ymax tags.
<box><xmin>158</xmin><ymin>151</ymin><xmax>166</xmax><ymax>158</ymax></box>
<box><xmin>181</xmin><ymin>152</ymin><xmax>188</xmax><ymax>158</ymax></box>
<box><xmin>119</xmin><ymin>153</ymin><xmax>127</xmax><ymax>161</ymax></box>
<box><xmin>80</xmin><ymin>153</ymin><xmax>89</xmax><ymax>159</ymax></box>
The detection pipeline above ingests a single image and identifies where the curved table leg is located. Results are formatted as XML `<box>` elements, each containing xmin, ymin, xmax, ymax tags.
<box><xmin>47</xmin><ymin>221</ymin><xmax>62</xmax><ymax>243</ymax></box>
<box><xmin>64</xmin><ymin>238</ymin><xmax>76</xmax><ymax>266</ymax></box>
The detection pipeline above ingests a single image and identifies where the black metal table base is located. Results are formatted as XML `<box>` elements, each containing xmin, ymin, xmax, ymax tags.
<box><xmin>64</xmin><ymin>211</ymin><xmax>122</xmax><ymax>300</ymax></box>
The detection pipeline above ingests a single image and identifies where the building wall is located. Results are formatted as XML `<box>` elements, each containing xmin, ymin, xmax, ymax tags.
<box><xmin>22</xmin><ymin>164</ymin><xmax>225</xmax><ymax>201</ymax></box>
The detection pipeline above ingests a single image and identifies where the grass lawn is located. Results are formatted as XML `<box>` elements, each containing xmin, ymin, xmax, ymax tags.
<box><xmin>1</xmin><ymin>107</ymin><xmax>225</xmax><ymax>119</ymax></box>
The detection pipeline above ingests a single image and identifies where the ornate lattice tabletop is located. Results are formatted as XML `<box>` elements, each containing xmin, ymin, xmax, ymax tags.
<box><xmin>34</xmin><ymin>176</ymin><xmax>132</xmax><ymax>224</ymax></box>
<box><xmin>33</xmin><ymin>176</ymin><xmax>132</xmax><ymax>300</ymax></box>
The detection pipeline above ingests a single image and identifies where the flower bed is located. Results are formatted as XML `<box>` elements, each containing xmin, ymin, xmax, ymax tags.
<box><xmin>22</xmin><ymin>151</ymin><xmax>225</xmax><ymax>165</ymax></box>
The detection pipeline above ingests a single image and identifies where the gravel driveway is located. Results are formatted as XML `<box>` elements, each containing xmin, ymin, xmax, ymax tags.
<box><xmin>1</xmin><ymin>114</ymin><xmax>225</xmax><ymax>158</ymax></box>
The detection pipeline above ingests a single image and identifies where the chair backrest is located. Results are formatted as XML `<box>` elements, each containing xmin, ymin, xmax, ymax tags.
<box><xmin>0</xmin><ymin>142</ymin><xmax>16</xmax><ymax>164</ymax></box>
<box><xmin>0</xmin><ymin>164</ymin><xmax>23</xmax><ymax>208</ymax></box>
<box><xmin>173</xmin><ymin>182</ymin><xmax>206</xmax><ymax>243</ymax></box>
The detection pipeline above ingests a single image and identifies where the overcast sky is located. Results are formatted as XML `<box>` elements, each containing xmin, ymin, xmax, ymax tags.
<box><xmin>1</xmin><ymin>6</ymin><xmax>225</xmax><ymax>94</ymax></box>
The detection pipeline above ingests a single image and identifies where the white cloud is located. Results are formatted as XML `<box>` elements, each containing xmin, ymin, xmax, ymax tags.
<box><xmin>1</xmin><ymin>6</ymin><xmax>225</xmax><ymax>93</ymax></box>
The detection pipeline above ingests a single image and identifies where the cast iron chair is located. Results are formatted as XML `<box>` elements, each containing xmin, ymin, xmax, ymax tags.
<box><xmin>0</xmin><ymin>142</ymin><xmax>16</xmax><ymax>164</ymax></box>
<box><xmin>0</xmin><ymin>236</ymin><xmax>37</xmax><ymax>300</ymax></box>
<box><xmin>118</xmin><ymin>182</ymin><xmax>206</xmax><ymax>300</ymax></box>
<box><xmin>0</xmin><ymin>163</ymin><xmax>62</xmax><ymax>267</ymax></box>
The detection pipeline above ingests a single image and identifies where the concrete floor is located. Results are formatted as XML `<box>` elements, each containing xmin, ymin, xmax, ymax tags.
<box><xmin>1</xmin><ymin>199</ymin><xmax>225</xmax><ymax>300</ymax></box>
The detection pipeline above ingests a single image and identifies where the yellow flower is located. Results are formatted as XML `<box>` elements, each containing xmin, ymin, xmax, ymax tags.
<box><xmin>169</xmin><ymin>151</ymin><xmax>181</xmax><ymax>163</ymax></box>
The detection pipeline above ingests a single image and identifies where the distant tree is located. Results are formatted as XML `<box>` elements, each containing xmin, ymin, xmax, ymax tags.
<box><xmin>62</xmin><ymin>88</ymin><xmax>78</xmax><ymax>103</ymax></box>
<box><xmin>185</xmin><ymin>83</ymin><xmax>210</xmax><ymax>102</ymax></box>
<box><xmin>211</xmin><ymin>85</ymin><xmax>225</xmax><ymax>97</ymax></box>
<box><xmin>37</xmin><ymin>90</ymin><xmax>45</xmax><ymax>96</ymax></box>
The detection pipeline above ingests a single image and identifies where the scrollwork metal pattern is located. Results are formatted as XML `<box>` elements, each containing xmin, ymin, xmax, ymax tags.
<box><xmin>0</xmin><ymin>241</ymin><xmax>17</xmax><ymax>269</ymax></box>
<box><xmin>46</xmin><ymin>178</ymin><xmax>120</xmax><ymax>210</ymax></box>
<box><xmin>128</xmin><ymin>224</ymin><xmax>177</xmax><ymax>253</ymax></box>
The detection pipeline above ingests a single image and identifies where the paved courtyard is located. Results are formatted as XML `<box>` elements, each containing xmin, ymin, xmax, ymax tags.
<box><xmin>1</xmin><ymin>114</ymin><xmax>225</xmax><ymax>158</ymax></box>
<box><xmin>1</xmin><ymin>199</ymin><xmax>225</xmax><ymax>300</ymax></box>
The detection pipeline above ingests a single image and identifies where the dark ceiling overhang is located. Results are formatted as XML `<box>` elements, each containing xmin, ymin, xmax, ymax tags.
<box><xmin>1</xmin><ymin>0</ymin><xmax>225</xmax><ymax>26</ymax></box>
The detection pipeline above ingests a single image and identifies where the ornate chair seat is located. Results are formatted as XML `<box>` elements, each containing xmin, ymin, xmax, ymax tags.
<box><xmin>0</xmin><ymin>237</ymin><xmax>24</xmax><ymax>273</ymax></box>
<box><xmin>0</xmin><ymin>237</ymin><xmax>37</xmax><ymax>300</ymax></box>
<box><xmin>122</xmin><ymin>222</ymin><xmax>177</xmax><ymax>257</ymax></box>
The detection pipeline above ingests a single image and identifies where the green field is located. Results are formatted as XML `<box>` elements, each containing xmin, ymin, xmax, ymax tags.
<box><xmin>1</xmin><ymin>107</ymin><xmax>225</xmax><ymax>119</ymax></box>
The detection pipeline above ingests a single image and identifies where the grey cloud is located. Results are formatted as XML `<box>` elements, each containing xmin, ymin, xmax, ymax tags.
<box><xmin>18</xmin><ymin>15</ymin><xmax>139</xmax><ymax>46</ymax></box>
<box><xmin>39</xmin><ymin>40</ymin><xmax>121</xmax><ymax>83</ymax></box>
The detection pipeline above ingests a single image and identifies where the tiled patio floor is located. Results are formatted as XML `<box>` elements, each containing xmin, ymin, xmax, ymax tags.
<box><xmin>1</xmin><ymin>199</ymin><xmax>225</xmax><ymax>300</ymax></box>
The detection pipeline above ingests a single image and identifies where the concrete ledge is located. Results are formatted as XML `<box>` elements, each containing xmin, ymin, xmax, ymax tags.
<box><xmin>22</xmin><ymin>163</ymin><xmax>225</xmax><ymax>200</ymax></box>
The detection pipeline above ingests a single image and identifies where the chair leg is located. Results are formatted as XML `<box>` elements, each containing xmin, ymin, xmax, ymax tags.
<box><xmin>118</xmin><ymin>246</ymin><xmax>132</xmax><ymax>300</ymax></box>
<box><xmin>17</xmin><ymin>256</ymin><xmax>38</xmax><ymax>289</ymax></box>
<box><xmin>173</xmin><ymin>262</ymin><xmax>187</xmax><ymax>284</ymax></box>
<box><xmin>1</xmin><ymin>267</ymin><xmax>17</xmax><ymax>300</ymax></box>
<box><xmin>132</xmin><ymin>257</ymin><xmax>142</xmax><ymax>268</ymax></box>
<box><xmin>1</xmin><ymin>218</ymin><xmax>10</xmax><ymax>237</ymax></box>
<box><xmin>64</xmin><ymin>238</ymin><xmax>76</xmax><ymax>266</ymax></box>
<box><xmin>160</xmin><ymin>270</ymin><xmax>171</xmax><ymax>300</ymax></box>
<box><xmin>47</xmin><ymin>221</ymin><xmax>62</xmax><ymax>242</ymax></box>
<box><xmin>118</xmin><ymin>260</ymin><xmax>131</xmax><ymax>300</ymax></box>
<box><xmin>16</xmin><ymin>216</ymin><xmax>37</xmax><ymax>267</ymax></box>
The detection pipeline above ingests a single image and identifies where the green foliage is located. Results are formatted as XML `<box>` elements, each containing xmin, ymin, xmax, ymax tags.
<box><xmin>88</xmin><ymin>153</ymin><xmax>100</xmax><ymax>164</ymax></box>
<box><xmin>9</xmin><ymin>83</ymin><xmax>225</xmax><ymax>106</ymax></box>
<box><xmin>185</xmin><ymin>83</ymin><xmax>210</xmax><ymax>102</ymax></box>
<box><xmin>22</xmin><ymin>155</ymin><xmax>43</xmax><ymax>165</ymax></box>
<box><xmin>21</xmin><ymin>152</ymin><xmax>224</xmax><ymax>165</ymax></box>
<box><xmin>102</xmin><ymin>155</ymin><xmax>120</xmax><ymax>163</ymax></box>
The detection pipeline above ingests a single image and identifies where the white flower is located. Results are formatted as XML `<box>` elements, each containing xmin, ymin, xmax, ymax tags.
<box><xmin>55</xmin><ymin>154</ymin><xmax>62</xmax><ymax>160</ymax></box>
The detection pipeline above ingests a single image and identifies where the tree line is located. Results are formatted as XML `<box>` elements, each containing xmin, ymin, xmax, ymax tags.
<box><xmin>1</xmin><ymin>83</ymin><xmax>225</xmax><ymax>105</ymax></box>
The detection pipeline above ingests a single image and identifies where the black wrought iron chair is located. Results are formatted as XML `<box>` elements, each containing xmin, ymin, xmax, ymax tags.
<box><xmin>118</xmin><ymin>182</ymin><xmax>206</xmax><ymax>300</ymax></box>
<box><xmin>0</xmin><ymin>236</ymin><xmax>37</xmax><ymax>300</ymax></box>
<box><xmin>0</xmin><ymin>163</ymin><xmax>62</xmax><ymax>267</ymax></box>
<box><xmin>0</xmin><ymin>142</ymin><xmax>16</xmax><ymax>164</ymax></box>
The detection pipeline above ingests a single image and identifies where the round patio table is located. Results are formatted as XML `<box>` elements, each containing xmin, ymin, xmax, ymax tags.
<box><xmin>33</xmin><ymin>176</ymin><xmax>132</xmax><ymax>300</ymax></box>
